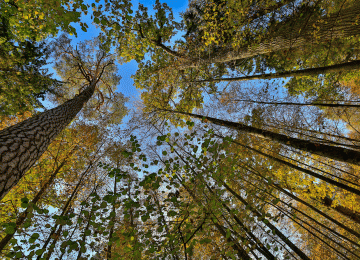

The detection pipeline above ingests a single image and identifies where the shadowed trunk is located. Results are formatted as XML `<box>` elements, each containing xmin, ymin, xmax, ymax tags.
<box><xmin>162</xmin><ymin>109</ymin><xmax>360</xmax><ymax>167</ymax></box>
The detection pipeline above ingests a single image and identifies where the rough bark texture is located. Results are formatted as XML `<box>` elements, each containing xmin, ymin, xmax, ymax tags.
<box><xmin>180</xmin><ymin>3</ymin><xmax>360</xmax><ymax>68</ymax></box>
<box><xmin>0</xmin><ymin>81</ymin><xmax>96</xmax><ymax>201</ymax></box>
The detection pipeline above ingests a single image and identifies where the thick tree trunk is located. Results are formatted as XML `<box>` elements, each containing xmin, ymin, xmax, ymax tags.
<box><xmin>193</xmin><ymin>60</ymin><xmax>360</xmax><ymax>83</ymax></box>
<box><xmin>164</xmin><ymin>109</ymin><xmax>360</xmax><ymax>166</ymax></box>
<box><xmin>180</xmin><ymin>3</ymin><xmax>360</xmax><ymax>68</ymax></box>
<box><xmin>0</xmin><ymin>81</ymin><xmax>96</xmax><ymax>201</ymax></box>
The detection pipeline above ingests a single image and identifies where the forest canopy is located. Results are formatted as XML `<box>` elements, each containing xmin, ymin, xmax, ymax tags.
<box><xmin>1</xmin><ymin>0</ymin><xmax>360</xmax><ymax>259</ymax></box>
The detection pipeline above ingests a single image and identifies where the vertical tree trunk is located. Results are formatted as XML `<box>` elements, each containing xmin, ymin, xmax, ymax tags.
<box><xmin>164</xmin><ymin>109</ymin><xmax>360</xmax><ymax>166</ymax></box>
<box><xmin>319</xmin><ymin>196</ymin><xmax>360</xmax><ymax>225</ymax></box>
<box><xmin>0</xmin><ymin>81</ymin><xmax>96</xmax><ymax>201</ymax></box>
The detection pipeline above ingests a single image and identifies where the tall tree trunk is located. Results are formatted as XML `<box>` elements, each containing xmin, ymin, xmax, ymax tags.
<box><xmin>179</xmin><ymin>2</ymin><xmax>360</xmax><ymax>68</ymax></box>
<box><xmin>272</xmin><ymin>183</ymin><xmax>360</xmax><ymax>240</ymax></box>
<box><xmin>0</xmin><ymin>80</ymin><xmax>96</xmax><ymax>201</ymax></box>
<box><xmin>319</xmin><ymin>196</ymin><xmax>360</xmax><ymax>225</ymax></box>
<box><xmin>211</xmin><ymin>131</ymin><xmax>360</xmax><ymax>197</ymax></box>
<box><xmin>36</xmin><ymin>165</ymin><xmax>91</xmax><ymax>260</ymax></box>
<box><xmin>173</xmin><ymin>146</ymin><xmax>276</xmax><ymax>260</ymax></box>
<box><xmin>107</xmin><ymin>173</ymin><xmax>117</xmax><ymax>260</ymax></box>
<box><xmin>193</xmin><ymin>60</ymin><xmax>360</xmax><ymax>83</ymax></box>
<box><xmin>212</xmin><ymin>220</ymin><xmax>252</xmax><ymax>260</ymax></box>
<box><xmin>163</xmin><ymin>109</ymin><xmax>360</xmax><ymax>166</ymax></box>
<box><xmin>221</xmin><ymin>181</ymin><xmax>311</xmax><ymax>260</ymax></box>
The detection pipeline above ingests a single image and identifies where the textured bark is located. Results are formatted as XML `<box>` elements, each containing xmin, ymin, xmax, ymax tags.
<box><xmin>179</xmin><ymin>3</ymin><xmax>360</xmax><ymax>68</ymax></box>
<box><xmin>0</xmin><ymin>81</ymin><xmax>96</xmax><ymax>201</ymax></box>
<box><xmin>163</xmin><ymin>109</ymin><xmax>360</xmax><ymax>166</ymax></box>
<box><xmin>193</xmin><ymin>60</ymin><xmax>360</xmax><ymax>83</ymax></box>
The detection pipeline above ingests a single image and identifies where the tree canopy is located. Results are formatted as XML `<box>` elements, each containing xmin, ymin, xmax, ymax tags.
<box><xmin>1</xmin><ymin>0</ymin><xmax>360</xmax><ymax>259</ymax></box>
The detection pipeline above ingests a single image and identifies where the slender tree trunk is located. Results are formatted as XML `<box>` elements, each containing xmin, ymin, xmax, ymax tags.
<box><xmin>207</xmin><ymin>186</ymin><xmax>276</xmax><ymax>260</ymax></box>
<box><xmin>163</xmin><ymin>109</ymin><xmax>360</xmax><ymax>166</ymax></box>
<box><xmin>221</xmin><ymin>181</ymin><xmax>310</xmax><ymax>260</ymax></box>
<box><xmin>272</xmin><ymin>183</ymin><xmax>360</xmax><ymax>239</ymax></box>
<box><xmin>107</xmin><ymin>174</ymin><xmax>117</xmax><ymax>260</ymax></box>
<box><xmin>236</xmin><ymin>171</ymin><xmax>360</xmax><ymax>249</ymax></box>
<box><xmin>36</xmin><ymin>165</ymin><xmax>91</xmax><ymax>260</ymax></box>
<box><xmin>0</xmin><ymin>158</ymin><xmax>69</xmax><ymax>252</ymax></box>
<box><xmin>212</xmin><ymin>220</ymin><xmax>252</xmax><ymax>260</ymax></box>
<box><xmin>211</xmin><ymin>131</ymin><xmax>360</xmax><ymax>197</ymax></box>
<box><xmin>194</xmin><ymin>60</ymin><xmax>360</xmax><ymax>83</ymax></box>
<box><xmin>180</xmin><ymin>3</ymin><xmax>360</xmax><ymax>68</ymax></box>
<box><xmin>0</xmin><ymin>80</ymin><xmax>96</xmax><ymax>201</ymax></box>
<box><xmin>174</xmin><ymin>147</ymin><xmax>276</xmax><ymax>260</ymax></box>
<box><xmin>76</xmin><ymin>205</ymin><xmax>95</xmax><ymax>260</ymax></box>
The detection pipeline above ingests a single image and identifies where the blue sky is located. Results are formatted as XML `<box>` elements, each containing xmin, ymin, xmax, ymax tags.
<box><xmin>48</xmin><ymin>0</ymin><xmax>188</xmax><ymax>106</ymax></box>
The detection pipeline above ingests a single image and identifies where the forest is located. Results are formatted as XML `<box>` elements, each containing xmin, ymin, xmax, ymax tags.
<box><xmin>1</xmin><ymin>0</ymin><xmax>360</xmax><ymax>259</ymax></box>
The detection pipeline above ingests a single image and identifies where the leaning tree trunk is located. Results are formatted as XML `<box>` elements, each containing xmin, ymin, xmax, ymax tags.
<box><xmin>162</xmin><ymin>109</ymin><xmax>360</xmax><ymax>166</ymax></box>
<box><xmin>179</xmin><ymin>2</ymin><xmax>360</xmax><ymax>68</ymax></box>
<box><xmin>193</xmin><ymin>60</ymin><xmax>360</xmax><ymax>83</ymax></box>
<box><xmin>0</xmin><ymin>80</ymin><xmax>96</xmax><ymax>201</ymax></box>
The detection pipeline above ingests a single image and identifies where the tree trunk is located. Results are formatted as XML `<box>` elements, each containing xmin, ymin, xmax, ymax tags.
<box><xmin>320</xmin><ymin>196</ymin><xmax>360</xmax><ymax>225</ymax></box>
<box><xmin>179</xmin><ymin>3</ymin><xmax>360</xmax><ymax>68</ymax></box>
<box><xmin>164</xmin><ymin>109</ymin><xmax>360</xmax><ymax>166</ymax></box>
<box><xmin>272</xmin><ymin>183</ymin><xmax>360</xmax><ymax>240</ymax></box>
<box><xmin>211</xmin><ymin>131</ymin><xmax>360</xmax><ymax>197</ymax></box>
<box><xmin>0</xmin><ymin>80</ymin><xmax>96</xmax><ymax>201</ymax></box>
<box><xmin>107</xmin><ymin>174</ymin><xmax>117</xmax><ymax>260</ymax></box>
<box><xmin>36</xmin><ymin>165</ymin><xmax>91</xmax><ymax>260</ymax></box>
<box><xmin>222</xmin><ymin>181</ymin><xmax>310</xmax><ymax>260</ymax></box>
<box><xmin>193</xmin><ymin>60</ymin><xmax>360</xmax><ymax>83</ymax></box>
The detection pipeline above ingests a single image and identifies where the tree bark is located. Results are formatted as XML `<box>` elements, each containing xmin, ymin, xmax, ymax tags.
<box><xmin>163</xmin><ymin>109</ymin><xmax>360</xmax><ymax>166</ymax></box>
<box><xmin>179</xmin><ymin>3</ymin><xmax>360</xmax><ymax>68</ymax></box>
<box><xmin>193</xmin><ymin>60</ymin><xmax>360</xmax><ymax>83</ymax></box>
<box><xmin>0</xmin><ymin>80</ymin><xmax>96</xmax><ymax>201</ymax></box>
